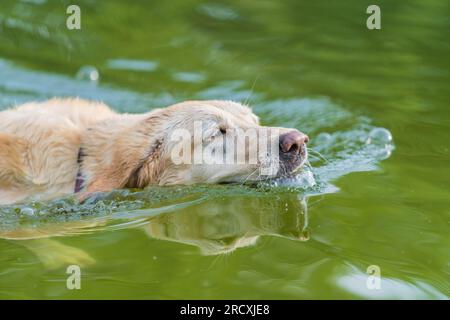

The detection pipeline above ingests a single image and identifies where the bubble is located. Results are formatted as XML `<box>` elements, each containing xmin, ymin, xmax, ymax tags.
<box><xmin>76</xmin><ymin>65</ymin><xmax>99</xmax><ymax>83</ymax></box>
<box><xmin>368</xmin><ymin>127</ymin><xmax>392</xmax><ymax>145</ymax></box>
<box><xmin>376</xmin><ymin>147</ymin><xmax>393</xmax><ymax>160</ymax></box>
<box><xmin>20</xmin><ymin>207</ymin><xmax>35</xmax><ymax>216</ymax></box>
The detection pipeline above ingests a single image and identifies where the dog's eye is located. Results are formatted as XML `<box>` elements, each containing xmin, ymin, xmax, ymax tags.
<box><xmin>219</xmin><ymin>127</ymin><xmax>227</xmax><ymax>134</ymax></box>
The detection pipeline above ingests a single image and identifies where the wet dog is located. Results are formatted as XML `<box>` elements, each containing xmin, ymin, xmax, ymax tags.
<box><xmin>0</xmin><ymin>98</ymin><xmax>309</xmax><ymax>204</ymax></box>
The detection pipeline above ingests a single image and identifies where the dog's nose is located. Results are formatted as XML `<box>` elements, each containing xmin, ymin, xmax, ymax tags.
<box><xmin>279</xmin><ymin>131</ymin><xmax>309</xmax><ymax>154</ymax></box>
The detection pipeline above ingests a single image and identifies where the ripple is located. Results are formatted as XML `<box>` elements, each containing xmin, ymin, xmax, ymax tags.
<box><xmin>336</xmin><ymin>266</ymin><xmax>448</xmax><ymax>299</ymax></box>
<box><xmin>172</xmin><ymin>71</ymin><xmax>206</xmax><ymax>83</ymax></box>
<box><xmin>0</xmin><ymin>58</ymin><xmax>175</xmax><ymax>113</ymax></box>
<box><xmin>106</xmin><ymin>59</ymin><xmax>159</xmax><ymax>72</ymax></box>
<box><xmin>197</xmin><ymin>4</ymin><xmax>239</xmax><ymax>21</ymax></box>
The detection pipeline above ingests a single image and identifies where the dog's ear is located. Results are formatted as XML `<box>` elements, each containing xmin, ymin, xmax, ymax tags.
<box><xmin>82</xmin><ymin>111</ymin><xmax>169</xmax><ymax>194</ymax></box>
<box><xmin>85</xmin><ymin>138</ymin><xmax>164</xmax><ymax>194</ymax></box>
<box><xmin>125</xmin><ymin>139</ymin><xmax>164</xmax><ymax>188</ymax></box>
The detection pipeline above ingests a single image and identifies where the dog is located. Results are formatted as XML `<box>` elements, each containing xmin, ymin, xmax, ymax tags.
<box><xmin>0</xmin><ymin>98</ymin><xmax>309</xmax><ymax>205</ymax></box>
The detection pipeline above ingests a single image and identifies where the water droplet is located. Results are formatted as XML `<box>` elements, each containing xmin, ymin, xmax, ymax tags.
<box><xmin>76</xmin><ymin>65</ymin><xmax>99</xmax><ymax>83</ymax></box>
<box><xmin>20</xmin><ymin>207</ymin><xmax>35</xmax><ymax>216</ymax></box>
<box><xmin>368</xmin><ymin>128</ymin><xmax>392</xmax><ymax>145</ymax></box>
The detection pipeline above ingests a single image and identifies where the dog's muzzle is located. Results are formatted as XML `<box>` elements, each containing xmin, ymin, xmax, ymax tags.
<box><xmin>278</xmin><ymin>131</ymin><xmax>309</xmax><ymax>174</ymax></box>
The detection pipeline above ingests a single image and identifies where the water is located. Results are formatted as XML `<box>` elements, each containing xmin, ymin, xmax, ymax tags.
<box><xmin>0</xmin><ymin>0</ymin><xmax>449</xmax><ymax>299</ymax></box>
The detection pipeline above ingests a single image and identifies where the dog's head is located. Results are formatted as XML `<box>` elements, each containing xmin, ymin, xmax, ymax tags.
<box><xmin>82</xmin><ymin>100</ymin><xmax>309</xmax><ymax>193</ymax></box>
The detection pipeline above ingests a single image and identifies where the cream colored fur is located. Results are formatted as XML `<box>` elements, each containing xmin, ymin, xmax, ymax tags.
<box><xmin>0</xmin><ymin>98</ymin><xmax>304</xmax><ymax>205</ymax></box>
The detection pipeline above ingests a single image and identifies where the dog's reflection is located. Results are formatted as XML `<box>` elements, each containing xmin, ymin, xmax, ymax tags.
<box><xmin>143</xmin><ymin>192</ymin><xmax>309</xmax><ymax>255</ymax></box>
<box><xmin>1</xmin><ymin>191</ymin><xmax>309</xmax><ymax>268</ymax></box>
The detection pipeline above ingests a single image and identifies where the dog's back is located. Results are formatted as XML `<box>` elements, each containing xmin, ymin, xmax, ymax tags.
<box><xmin>0</xmin><ymin>98</ymin><xmax>117</xmax><ymax>204</ymax></box>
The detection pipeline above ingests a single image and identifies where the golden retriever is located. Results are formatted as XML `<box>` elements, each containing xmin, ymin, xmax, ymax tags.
<box><xmin>0</xmin><ymin>98</ymin><xmax>309</xmax><ymax>205</ymax></box>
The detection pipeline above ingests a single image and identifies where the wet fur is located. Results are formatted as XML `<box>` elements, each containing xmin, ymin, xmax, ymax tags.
<box><xmin>0</xmin><ymin>98</ymin><xmax>299</xmax><ymax>205</ymax></box>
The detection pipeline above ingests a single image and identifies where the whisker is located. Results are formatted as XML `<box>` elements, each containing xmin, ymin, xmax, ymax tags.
<box><xmin>304</xmin><ymin>160</ymin><xmax>313</xmax><ymax>169</ymax></box>
<box><xmin>307</xmin><ymin>148</ymin><xmax>329</xmax><ymax>163</ymax></box>
<box><xmin>307</xmin><ymin>153</ymin><xmax>320</xmax><ymax>160</ymax></box>
<box><xmin>239</xmin><ymin>167</ymin><xmax>260</xmax><ymax>186</ymax></box>
<box><xmin>243</xmin><ymin>74</ymin><xmax>261</xmax><ymax>106</ymax></box>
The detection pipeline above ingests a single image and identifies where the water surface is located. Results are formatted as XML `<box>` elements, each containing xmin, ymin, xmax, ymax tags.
<box><xmin>0</xmin><ymin>0</ymin><xmax>448</xmax><ymax>299</ymax></box>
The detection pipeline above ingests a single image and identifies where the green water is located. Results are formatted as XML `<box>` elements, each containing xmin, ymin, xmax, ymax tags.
<box><xmin>0</xmin><ymin>0</ymin><xmax>449</xmax><ymax>299</ymax></box>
